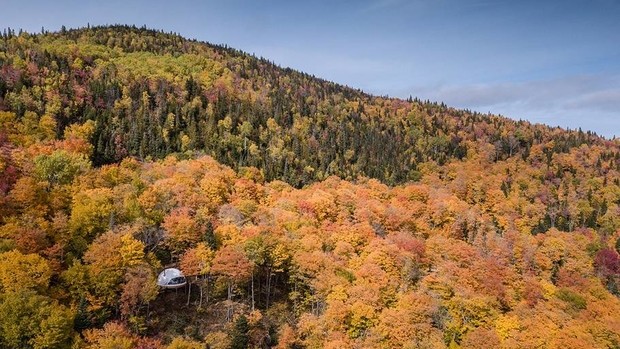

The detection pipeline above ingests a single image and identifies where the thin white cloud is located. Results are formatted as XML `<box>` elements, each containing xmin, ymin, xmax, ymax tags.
<box><xmin>566</xmin><ymin>89</ymin><xmax>620</xmax><ymax>112</ymax></box>
<box><xmin>399</xmin><ymin>74</ymin><xmax>620</xmax><ymax>137</ymax></box>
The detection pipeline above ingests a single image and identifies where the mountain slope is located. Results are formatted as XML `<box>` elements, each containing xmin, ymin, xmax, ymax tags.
<box><xmin>0</xmin><ymin>25</ymin><xmax>613</xmax><ymax>187</ymax></box>
<box><xmin>0</xmin><ymin>25</ymin><xmax>619</xmax><ymax>349</ymax></box>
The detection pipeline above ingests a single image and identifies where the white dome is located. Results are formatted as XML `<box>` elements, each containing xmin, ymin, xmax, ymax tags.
<box><xmin>157</xmin><ymin>268</ymin><xmax>187</xmax><ymax>288</ymax></box>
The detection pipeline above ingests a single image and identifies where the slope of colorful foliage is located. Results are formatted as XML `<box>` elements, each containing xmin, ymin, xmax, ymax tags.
<box><xmin>0</xmin><ymin>25</ymin><xmax>615</xmax><ymax>187</ymax></box>
<box><xmin>0</xmin><ymin>25</ymin><xmax>619</xmax><ymax>348</ymax></box>
<box><xmin>1</xmin><ymin>148</ymin><xmax>619</xmax><ymax>348</ymax></box>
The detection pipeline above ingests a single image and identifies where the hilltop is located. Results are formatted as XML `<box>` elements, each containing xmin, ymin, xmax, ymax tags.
<box><xmin>0</xmin><ymin>25</ymin><xmax>613</xmax><ymax>186</ymax></box>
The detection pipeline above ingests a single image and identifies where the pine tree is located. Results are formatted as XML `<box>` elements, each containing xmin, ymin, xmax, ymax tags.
<box><xmin>230</xmin><ymin>315</ymin><xmax>249</xmax><ymax>349</ymax></box>
<box><xmin>74</xmin><ymin>297</ymin><xmax>91</xmax><ymax>330</ymax></box>
<box><xmin>204</xmin><ymin>221</ymin><xmax>217</xmax><ymax>250</ymax></box>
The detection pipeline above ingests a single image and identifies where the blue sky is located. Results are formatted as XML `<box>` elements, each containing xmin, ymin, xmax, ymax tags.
<box><xmin>2</xmin><ymin>0</ymin><xmax>619</xmax><ymax>137</ymax></box>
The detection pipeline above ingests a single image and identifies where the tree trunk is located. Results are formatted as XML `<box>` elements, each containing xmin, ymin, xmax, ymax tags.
<box><xmin>187</xmin><ymin>281</ymin><xmax>192</xmax><ymax>306</ymax></box>
<box><xmin>227</xmin><ymin>281</ymin><xmax>233</xmax><ymax>322</ymax></box>
<box><xmin>251</xmin><ymin>271</ymin><xmax>255</xmax><ymax>311</ymax></box>
<box><xmin>266</xmin><ymin>269</ymin><xmax>272</xmax><ymax>309</ymax></box>
<box><xmin>206</xmin><ymin>278</ymin><xmax>209</xmax><ymax>304</ymax></box>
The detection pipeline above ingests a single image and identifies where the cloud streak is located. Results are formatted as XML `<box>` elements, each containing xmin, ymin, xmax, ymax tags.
<box><xmin>401</xmin><ymin>74</ymin><xmax>620</xmax><ymax>137</ymax></box>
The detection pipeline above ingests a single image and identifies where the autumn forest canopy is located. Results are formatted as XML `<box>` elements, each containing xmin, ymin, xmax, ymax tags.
<box><xmin>0</xmin><ymin>25</ymin><xmax>619</xmax><ymax>349</ymax></box>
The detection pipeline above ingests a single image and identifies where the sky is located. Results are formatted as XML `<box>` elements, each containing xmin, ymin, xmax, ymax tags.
<box><xmin>2</xmin><ymin>0</ymin><xmax>619</xmax><ymax>137</ymax></box>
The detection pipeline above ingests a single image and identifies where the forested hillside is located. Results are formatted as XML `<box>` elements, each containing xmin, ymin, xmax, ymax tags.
<box><xmin>0</xmin><ymin>25</ymin><xmax>619</xmax><ymax>348</ymax></box>
<box><xmin>0</xmin><ymin>25</ymin><xmax>612</xmax><ymax>186</ymax></box>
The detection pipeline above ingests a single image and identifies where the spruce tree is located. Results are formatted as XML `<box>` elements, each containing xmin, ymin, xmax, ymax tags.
<box><xmin>204</xmin><ymin>221</ymin><xmax>217</xmax><ymax>250</ymax></box>
<box><xmin>230</xmin><ymin>315</ymin><xmax>249</xmax><ymax>349</ymax></box>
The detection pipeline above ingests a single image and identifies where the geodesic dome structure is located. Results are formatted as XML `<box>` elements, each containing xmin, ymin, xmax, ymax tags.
<box><xmin>157</xmin><ymin>268</ymin><xmax>187</xmax><ymax>288</ymax></box>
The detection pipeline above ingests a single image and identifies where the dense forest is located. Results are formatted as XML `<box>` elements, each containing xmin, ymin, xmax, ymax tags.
<box><xmin>0</xmin><ymin>25</ymin><xmax>619</xmax><ymax>348</ymax></box>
